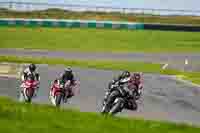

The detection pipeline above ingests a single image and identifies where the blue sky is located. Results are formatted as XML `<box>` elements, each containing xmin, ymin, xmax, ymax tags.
<box><xmin>0</xmin><ymin>0</ymin><xmax>199</xmax><ymax>10</ymax></box>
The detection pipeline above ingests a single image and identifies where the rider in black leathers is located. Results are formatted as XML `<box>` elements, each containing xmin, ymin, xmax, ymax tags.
<box><xmin>59</xmin><ymin>67</ymin><xmax>74</xmax><ymax>84</ymax></box>
<box><xmin>103</xmin><ymin>71</ymin><xmax>142</xmax><ymax>111</ymax></box>
<box><xmin>103</xmin><ymin>71</ymin><xmax>132</xmax><ymax>108</ymax></box>
<box><xmin>108</xmin><ymin>70</ymin><xmax>131</xmax><ymax>89</ymax></box>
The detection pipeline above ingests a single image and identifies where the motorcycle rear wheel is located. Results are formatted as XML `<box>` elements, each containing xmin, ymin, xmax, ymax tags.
<box><xmin>55</xmin><ymin>93</ymin><xmax>63</xmax><ymax>107</ymax></box>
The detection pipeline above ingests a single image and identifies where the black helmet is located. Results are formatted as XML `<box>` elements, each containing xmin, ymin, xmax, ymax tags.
<box><xmin>121</xmin><ymin>70</ymin><xmax>130</xmax><ymax>78</ymax></box>
<box><xmin>29</xmin><ymin>63</ymin><xmax>36</xmax><ymax>72</ymax></box>
<box><xmin>64</xmin><ymin>67</ymin><xmax>72</xmax><ymax>73</ymax></box>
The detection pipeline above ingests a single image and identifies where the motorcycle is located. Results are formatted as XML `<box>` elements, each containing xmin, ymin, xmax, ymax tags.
<box><xmin>101</xmin><ymin>82</ymin><xmax>138</xmax><ymax>115</ymax></box>
<box><xmin>49</xmin><ymin>79</ymin><xmax>80</xmax><ymax>107</ymax></box>
<box><xmin>19</xmin><ymin>74</ymin><xmax>39</xmax><ymax>103</ymax></box>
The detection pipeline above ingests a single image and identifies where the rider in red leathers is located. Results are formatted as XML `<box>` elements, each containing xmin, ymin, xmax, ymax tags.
<box><xmin>124</xmin><ymin>72</ymin><xmax>143</xmax><ymax>110</ymax></box>
<box><xmin>128</xmin><ymin>73</ymin><xmax>143</xmax><ymax>100</ymax></box>
<box><xmin>21</xmin><ymin>64</ymin><xmax>40</xmax><ymax>97</ymax></box>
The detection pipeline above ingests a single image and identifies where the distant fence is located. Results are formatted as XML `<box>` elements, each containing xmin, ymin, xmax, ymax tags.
<box><xmin>1</xmin><ymin>18</ymin><xmax>200</xmax><ymax>32</ymax></box>
<box><xmin>1</xmin><ymin>1</ymin><xmax>200</xmax><ymax>16</ymax></box>
<box><xmin>0</xmin><ymin>18</ymin><xmax>144</xmax><ymax>29</ymax></box>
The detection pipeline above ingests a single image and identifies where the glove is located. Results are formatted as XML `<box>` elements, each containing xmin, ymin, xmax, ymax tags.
<box><xmin>60</xmin><ymin>84</ymin><xmax>64</xmax><ymax>89</ymax></box>
<box><xmin>35</xmin><ymin>73</ymin><xmax>40</xmax><ymax>81</ymax></box>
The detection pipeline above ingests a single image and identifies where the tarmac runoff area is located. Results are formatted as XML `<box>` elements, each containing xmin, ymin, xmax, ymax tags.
<box><xmin>0</xmin><ymin>64</ymin><xmax>200</xmax><ymax>126</ymax></box>
<box><xmin>0</xmin><ymin>63</ymin><xmax>21</xmax><ymax>78</ymax></box>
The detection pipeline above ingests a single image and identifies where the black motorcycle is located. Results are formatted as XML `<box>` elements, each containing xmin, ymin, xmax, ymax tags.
<box><xmin>101</xmin><ymin>83</ymin><xmax>137</xmax><ymax>115</ymax></box>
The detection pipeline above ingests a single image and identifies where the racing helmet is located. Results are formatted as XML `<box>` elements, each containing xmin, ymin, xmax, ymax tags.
<box><xmin>64</xmin><ymin>67</ymin><xmax>72</xmax><ymax>74</ymax></box>
<box><xmin>121</xmin><ymin>70</ymin><xmax>131</xmax><ymax>79</ymax></box>
<box><xmin>29</xmin><ymin>63</ymin><xmax>36</xmax><ymax>72</ymax></box>
<box><xmin>133</xmin><ymin>73</ymin><xmax>141</xmax><ymax>80</ymax></box>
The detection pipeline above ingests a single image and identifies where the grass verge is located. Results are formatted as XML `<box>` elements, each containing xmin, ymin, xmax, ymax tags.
<box><xmin>0</xmin><ymin>55</ymin><xmax>172</xmax><ymax>74</ymax></box>
<box><xmin>1</xmin><ymin>8</ymin><xmax>200</xmax><ymax>25</ymax></box>
<box><xmin>1</xmin><ymin>55</ymin><xmax>200</xmax><ymax>85</ymax></box>
<box><xmin>1</xmin><ymin>27</ymin><xmax>200</xmax><ymax>53</ymax></box>
<box><xmin>0</xmin><ymin>97</ymin><xmax>199</xmax><ymax>133</ymax></box>
<box><xmin>181</xmin><ymin>72</ymin><xmax>200</xmax><ymax>85</ymax></box>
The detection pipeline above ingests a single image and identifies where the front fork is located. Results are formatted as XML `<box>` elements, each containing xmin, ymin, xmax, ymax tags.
<box><xmin>49</xmin><ymin>90</ymin><xmax>57</xmax><ymax>106</ymax></box>
<box><xmin>103</xmin><ymin>91</ymin><xmax>110</xmax><ymax>105</ymax></box>
<box><xmin>19</xmin><ymin>87</ymin><xmax>28</xmax><ymax>102</ymax></box>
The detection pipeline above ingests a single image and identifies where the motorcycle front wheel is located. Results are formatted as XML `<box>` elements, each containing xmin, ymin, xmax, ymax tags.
<box><xmin>109</xmin><ymin>98</ymin><xmax>124</xmax><ymax>115</ymax></box>
<box><xmin>24</xmin><ymin>88</ymin><xmax>34</xmax><ymax>103</ymax></box>
<box><xmin>102</xmin><ymin>90</ymin><xmax>120</xmax><ymax>114</ymax></box>
<box><xmin>55</xmin><ymin>93</ymin><xmax>63</xmax><ymax>107</ymax></box>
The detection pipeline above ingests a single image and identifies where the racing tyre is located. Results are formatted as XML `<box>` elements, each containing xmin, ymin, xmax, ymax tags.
<box><xmin>55</xmin><ymin>93</ymin><xmax>63</xmax><ymax>107</ymax></box>
<box><xmin>109</xmin><ymin>98</ymin><xmax>124</xmax><ymax>115</ymax></box>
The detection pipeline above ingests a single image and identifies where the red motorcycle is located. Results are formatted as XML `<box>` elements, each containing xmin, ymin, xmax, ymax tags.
<box><xmin>49</xmin><ymin>79</ymin><xmax>80</xmax><ymax>107</ymax></box>
<box><xmin>20</xmin><ymin>74</ymin><xmax>39</xmax><ymax>103</ymax></box>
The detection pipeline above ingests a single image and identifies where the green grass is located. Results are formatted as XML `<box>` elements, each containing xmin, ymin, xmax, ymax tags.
<box><xmin>0</xmin><ymin>97</ymin><xmax>199</xmax><ymax>133</ymax></box>
<box><xmin>181</xmin><ymin>72</ymin><xmax>200</xmax><ymax>85</ymax></box>
<box><xmin>0</xmin><ymin>55</ymin><xmax>165</xmax><ymax>73</ymax></box>
<box><xmin>1</xmin><ymin>8</ymin><xmax>200</xmax><ymax>25</ymax></box>
<box><xmin>0</xmin><ymin>55</ymin><xmax>181</xmax><ymax>76</ymax></box>
<box><xmin>1</xmin><ymin>55</ymin><xmax>200</xmax><ymax>85</ymax></box>
<box><xmin>1</xmin><ymin>27</ymin><xmax>200</xmax><ymax>53</ymax></box>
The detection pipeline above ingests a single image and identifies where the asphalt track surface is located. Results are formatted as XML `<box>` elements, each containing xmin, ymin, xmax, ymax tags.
<box><xmin>1</xmin><ymin>48</ymin><xmax>200</xmax><ymax>71</ymax></box>
<box><xmin>1</xmin><ymin>49</ymin><xmax>200</xmax><ymax>126</ymax></box>
<box><xmin>1</xmin><ymin>64</ymin><xmax>200</xmax><ymax>126</ymax></box>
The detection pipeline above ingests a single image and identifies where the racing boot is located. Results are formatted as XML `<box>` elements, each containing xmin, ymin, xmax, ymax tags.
<box><xmin>63</xmin><ymin>97</ymin><xmax>68</xmax><ymax>103</ymax></box>
<box><xmin>63</xmin><ymin>90</ymin><xmax>68</xmax><ymax>103</ymax></box>
<box><xmin>33</xmin><ymin>87</ymin><xmax>39</xmax><ymax>98</ymax></box>
<box><xmin>102</xmin><ymin>91</ymin><xmax>110</xmax><ymax>106</ymax></box>
<box><xmin>135</xmin><ymin>89</ymin><xmax>142</xmax><ymax>100</ymax></box>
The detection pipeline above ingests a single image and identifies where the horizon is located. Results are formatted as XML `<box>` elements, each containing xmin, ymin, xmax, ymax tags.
<box><xmin>0</xmin><ymin>0</ymin><xmax>199</xmax><ymax>11</ymax></box>
<box><xmin>0</xmin><ymin>0</ymin><xmax>199</xmax><ymax>16</ymax></box>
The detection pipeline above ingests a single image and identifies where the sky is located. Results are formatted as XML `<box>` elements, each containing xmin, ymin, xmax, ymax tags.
<box><xmin>0</xmin><ymin>0</ymin><xmax>199</xmax><ymax>11</ymax></box>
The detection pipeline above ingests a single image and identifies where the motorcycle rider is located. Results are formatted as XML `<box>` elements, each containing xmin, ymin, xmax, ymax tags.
<box><xmin>102</xmin><ymin>71</ymin><xmax>143</xmax><ymax>111</ymax></box>
<box><xmin>108</xmin><ymin>70</ymin><xmax>131</xmax><ymax>89</ymax></box>
<box><xmin>128</xmin><ymin>73</ymin><xmax>143</xmax><ymax>100</ymax></box>
<box><xmin>123</xmin><ymin>72</ymin><xmax>143</xmax><ymax>111</ymax></box>
<box><xmin>103</xmin><ymin>70</ymin><xmax>131</xmax><ymax>105</ymax></box>
<box><xmin>58</xmin><ymin>67</ymin><xmax>75</xmax><ymax>102</ymax></box>
<box><xmin>21</xmin><ymin>63</ymin><xmax>40</xmax><ymax>97</ymax></box>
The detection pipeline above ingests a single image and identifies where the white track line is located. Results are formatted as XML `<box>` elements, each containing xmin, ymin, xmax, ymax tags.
<box><xmin>171</xmin><ymin>75</ymin><xmax>200</xmax><ymax>88</ymax></box>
